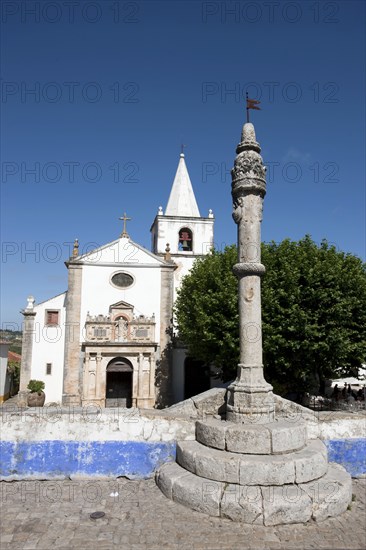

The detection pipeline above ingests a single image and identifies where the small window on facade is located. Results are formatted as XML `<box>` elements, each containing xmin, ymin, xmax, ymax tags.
<box><xmin>46</xmin><ymin>363</ymin><xmax>52</xmax><ymax>375</ymax></box>
<box><xmin>178</xmin><ymin>228</ymin><xmax>193</xmax><ymax>251</ymax></box>
<box><xmin>94</xmin><ymin>328</ymin><xmax>107</xmax><ymax>338</ymax></box>
<box><xmin>45</xmin><ymin>310</ymin><xmax>59</xmax><ymax>325</ymax></box>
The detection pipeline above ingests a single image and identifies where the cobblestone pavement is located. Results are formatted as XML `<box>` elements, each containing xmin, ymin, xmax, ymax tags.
<box><xmin>0</xmin><ymin>478</ymin><xmax>365</xmax><ymax>550</ymax></box>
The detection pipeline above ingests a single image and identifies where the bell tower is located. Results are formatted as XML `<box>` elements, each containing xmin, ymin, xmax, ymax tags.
<box><xmin>150</xmin><ymin>153</ymin><xmax>214</xmax><ymax>275</ymax></box>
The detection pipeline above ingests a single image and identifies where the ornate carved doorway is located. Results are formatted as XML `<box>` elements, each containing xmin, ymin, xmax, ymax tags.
<box><xmin>105</xmin><ymin>357</ymin><xmax>133</xmax><ymax>407</ymax></box>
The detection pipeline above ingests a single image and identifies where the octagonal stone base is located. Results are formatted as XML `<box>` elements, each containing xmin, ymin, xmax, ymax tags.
<box><xmin>156</xmin><ymin>461</ymin><xmax>352</xmax><ymax>525</ymax></box>
<box><xmin>196</xmin><ymin>418</ymin><xmax>307</xmax><ymax>454</ymax></box>
<box><xmin>226</xmin><ymin>371</ymin><xmax>275</xmax><ymax>424</ymax></box>
<box><xmin>176</xmin><ymin>439</ymin><xmax>328</xmax><ymax>485</ymax></box>
<box><xmin>156</xmin><ymin>417</ymin><xmax>352</xmax><ymax>525</ymax></box>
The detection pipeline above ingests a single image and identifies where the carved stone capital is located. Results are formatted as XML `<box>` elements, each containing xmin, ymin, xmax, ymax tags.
<box><xmin>232</xmin><ymin>150</ymin><xmax>266</xmax><ymax>180</ymax></box>
<box><xmin>231</xmin><ymin>147</ymin><xmax>267</xmax><ymax>203</ymax></box>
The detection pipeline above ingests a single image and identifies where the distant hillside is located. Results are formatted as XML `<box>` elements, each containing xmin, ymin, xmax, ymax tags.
<box><xmin>0</xmin><ymin>330</ymin><xmax>22</xmax><ymax>355</ymax></box>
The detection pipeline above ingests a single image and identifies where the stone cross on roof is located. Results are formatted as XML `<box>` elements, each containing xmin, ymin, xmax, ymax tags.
<box><xmin>119</xmin><ymin>212</ymin><xmax>131</xmax><ymax>238</ymax></box>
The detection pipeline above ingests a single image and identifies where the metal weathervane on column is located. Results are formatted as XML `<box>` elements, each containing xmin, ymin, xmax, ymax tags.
<box><xmin>246</xmin><ymin>92</ymin><xmax>261</xmax><ymax>123</ymax></box>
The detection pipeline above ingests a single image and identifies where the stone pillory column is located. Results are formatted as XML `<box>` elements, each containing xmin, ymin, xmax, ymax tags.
<box><xmin>156</xmin><ymin>119</ymin><xmax>352</xmax><ymax>525</ymax></box>
<box><xmin>226</xmin><ymin>122</ymin><xmax>275</xmax><ymax>423</ymax></box>
<box><xmin>18</xmin><ymin>296</ymin><xmax>37</xmax><ymax>407</ymax></box>
<box><xmin>62</xmin><ymin>258</ymin><xmax>83</xmax><ymax>406</ymax></box>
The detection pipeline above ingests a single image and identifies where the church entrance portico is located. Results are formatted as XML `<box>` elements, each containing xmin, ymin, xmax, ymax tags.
<box><xmin>105</xmin><ymin>357</ymin><xmax>133</xmax><ymax>407</ymax></box>
<box><xmin>80</xmin><ymin>303</ymin><xmax>158</xmax><ymax>408</ymax></box>
<box><xmin>81</xmin><ymin>344</ymin><xmax>157</xmax><ymax>409</ymax></box>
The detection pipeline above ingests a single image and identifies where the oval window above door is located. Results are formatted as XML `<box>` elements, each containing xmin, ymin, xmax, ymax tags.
<box><xmin>110</xmin><ymin>272</ymin><xmax>134</xmax><ymax>289</ymax></box>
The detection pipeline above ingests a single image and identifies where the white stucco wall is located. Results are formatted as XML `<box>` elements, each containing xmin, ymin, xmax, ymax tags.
<box><xmin>307</xmin><ymin>412</ymin><xmax>366</xmax><ymax>440</ymax></box>
<box><xmin>80</xmin><ymin>263</ymin><xmax>161</xmax><ymax>342</ymax></box>
<box><xmin>1</xmin><ymin>406</ymin><xmax>365</xmax><ymax>444</ymax></box>
<box><xmin>0</xmin><ymin>408</ymin><xmax>196</xmax><ymax>443</ymax></box>
<box><xmin>30</xmin><ymin>293</ymin><xmax>67</xmax><ymax>403</ymax></box>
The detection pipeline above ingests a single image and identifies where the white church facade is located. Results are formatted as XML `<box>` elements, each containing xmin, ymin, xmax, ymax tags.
<box><xmin>18</xmin><ymin>153</ymin><xmax>215</xmax><ymax>408</ymax></box>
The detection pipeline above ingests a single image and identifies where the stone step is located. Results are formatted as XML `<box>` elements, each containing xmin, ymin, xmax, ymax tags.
<box><xmin>177</xmin><ymin>439</ymin><xmax>328</xmax><ymax>486</ymax></box>
<box><xmin>196</xmin><ymin>418</ymin><xmax>307</xmax><ymax>454</ymax></box>
<box><xmin>156</xmin><ymin>461</ymin><xmax>352</xmax><ymax>525</ymax></box>
<box><xmin>156</xmin><ymin>461</ymin><xmax>222</xmax><ymax>517</ymax></box>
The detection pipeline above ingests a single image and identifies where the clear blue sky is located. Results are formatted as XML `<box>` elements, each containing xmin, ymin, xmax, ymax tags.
<box><xmin>1</xmin><ymin>0</ymin><xmax>365</xmax><ymax>327</ymax></box>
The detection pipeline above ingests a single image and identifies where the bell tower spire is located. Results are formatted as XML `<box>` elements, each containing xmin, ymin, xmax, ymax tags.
<box><xmin>165</xmin><ymin>153</ymin><xmax>200</xmax><ymax>217</ymax></box>
<box><xmin>150</xmin><ymin>150</ymin><xmax>214</xmax><ymax>286</ymax></box>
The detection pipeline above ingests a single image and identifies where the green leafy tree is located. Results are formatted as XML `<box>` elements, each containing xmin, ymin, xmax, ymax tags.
<box><xmin>7</xmin><ymin>360</ymin><xmax>20</xmax><ymax>395</ymax></box>
<box><xmin>174</xmin><ymin>236</ymin><xmax>366</xmax><ymax>394</ymax></box>
<box><xmin>174</xmin><ymin>245</ymin><xmax>239</xmax><ymax>382</ymax></box>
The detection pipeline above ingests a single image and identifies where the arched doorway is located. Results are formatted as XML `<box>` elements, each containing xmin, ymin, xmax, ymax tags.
<box><xmin>106</xmin><ymin>357</ymin><xmax>133</xmax><ymax>407</ymax></box>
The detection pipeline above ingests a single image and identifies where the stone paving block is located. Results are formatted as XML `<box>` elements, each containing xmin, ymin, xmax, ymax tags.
<box><xmin>196</xmin><ymin>419</ymin><xmax>226</xmax><ymax>450</ymax></box>
<box><xmin>262</xmin><ymin>484</ymin><xmax>312</xmax><ymax>526</ymax></box>
<box><xmin>156</xmin><ymin>462</ymin><xmax>188</xmax><ymax>499</ymax></box>
<box><xmin>226</xmin><ymin>424</ymin><xmax>272</xmax><ymax>454</ymax></box>
<box><xmin>270</xmin><ymin>421</ymin><xmax>307</xmax><ymax>454</ymax></box>
<box><xmin>172</xmin><ymin>469</ymin><xmax>222</xmax><ymax>517</ymax></box>
<box><xmin>0</xmin><ymin>535</ymin><xmax>13</xmax><ymax>543</ymax></box>
<box><xmin>239</xmin><ymin>453</ymin><xmax>295</xmax><ymax>486</ymax></box>
<box><xmin>300</xmin><ymin>462</ymin><xmax>352</xmax><ymax>522</ymax></box>
<box><xmin>221</xmin><ymin>483</ymin><xmax>264</xmax><ymax>524</ymax></box>
<box><xmin>1</xmin><ymin>479</ymin><xmax>365</xmax><ymax>548</ymax></box>
<box><xmin>293</xmin><ymin>439</ymin><xmax>328</xmax><ymax>483</ymax></box>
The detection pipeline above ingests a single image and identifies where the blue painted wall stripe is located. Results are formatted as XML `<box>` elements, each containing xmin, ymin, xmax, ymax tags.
<box><xmin>0</xmin><ymin>441</ymin><xmax>176</xmax><ymax>479</ymax></box>
<box><xmin>1</xmin><ymin>439</ymin><xmax>365</xmax><ymax>479</ymax></box>
<box><xmin>325</xmin><ymin>438</ymin><xmax>366</xmax><ymax>478</ymax></box>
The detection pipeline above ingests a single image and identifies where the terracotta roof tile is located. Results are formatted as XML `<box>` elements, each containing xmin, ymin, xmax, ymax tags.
<box><xmin>8</xmin><ymin>351</ymin><xmax>21</xmax><ymax>362</ymax></box>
